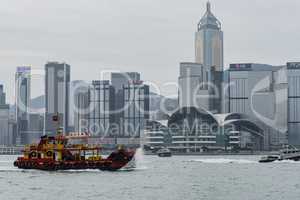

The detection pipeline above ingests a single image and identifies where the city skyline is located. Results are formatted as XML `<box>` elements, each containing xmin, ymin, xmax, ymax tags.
<box><xmin>1</xmin><ymin>0</ymin><xmax>300</xmax><ymax>103</ymax></box>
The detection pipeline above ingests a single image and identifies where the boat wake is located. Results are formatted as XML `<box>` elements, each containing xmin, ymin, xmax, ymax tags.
<box><xmin>273</xmin><ymin>160</ymin><xmax>300</xmax><ymax>164</ymax></box>
<box><xmin>189</xmin><ymin>158</ymin><xmax>257</xmax><ymax>164</ymax></box>
<box><xmin>121</xmin><ymin>148</ymin><xmax>148</xmax><ymax>171</ymax></box>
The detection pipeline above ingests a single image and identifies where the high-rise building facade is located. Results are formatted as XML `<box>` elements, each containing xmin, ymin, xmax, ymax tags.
<box><xmin>179</xmin><ymin>2</ymin><xmax>224</xmax><ymax>114</ymax></box>
<box><xmin>178</xmin><ymin>62</ymin><xmax>210</xmax><ymax>110</ymax></box>
<box><xmin>71</xmin><ymin>80</ymin><xmax>89</xmax><ymax>133</ymax></box>
<box><xmin>195</xmin><ymin>1</ymin><xmax>223</xmax><ymax>72</ymax></box>
<box><xmin>0</xmin><ymin>85</ymin><xmax>5</xmax><ymax>105</ymax></box>
<box><xmin>287</xmin><ymin>62</ymin><xmax>300</xmax><ymax>145</ymax></box>
<box><xmin>227</xmin><ymin>63</ymin><xmax>288</xmax><ymax>149</ymax></box>
<box><xmin>111</xmin><ymin>72</ymin><xmax>141</xmax><ymax>127</ymax></box>
<box><xmin>0</xmin><ymin>104</ymin><xmax>10</xmax><ymax>145</ymax></box>
<box><xmin>15</xmin><ymin>66</ymin><xmax>31</xmax><ymax>144</ymax></box>
<box><xmin>88</xmin><ymin>80</ymin><xmax>115</xmax><ymax>137</ymax></box>
<box><xmin>15</xmin><ymin>67</ymin><xmax>31</xmax><ymax>119</ymax></box>
<box><xmin>0</xmin><ymin>85</ymin><xmax>11</xmax><ymax>145</ymax></box>
<box><xmin>45</xmin><ymin>62</ymin><xmax>70</xmax><ymax>135</ymax></box>
<box><xmin>111</xmin><ymin>72</ymin><xmax>140</xmax><ymax>92</ymax></box>
<box><xmin>122</xmin><ymin>81</ymin><xmax>149</xmax><ymax>138</ymax></box>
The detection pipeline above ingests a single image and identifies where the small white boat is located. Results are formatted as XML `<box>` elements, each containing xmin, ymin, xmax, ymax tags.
<box><xmin>259</xmin><ymin>155</ymin><xmax>279</xmax><ymax>163</ymax></box>
<box><xmin>157</xmin><ymin>148</ymin><xmax>172</xmax><ymax>157</ymax></box>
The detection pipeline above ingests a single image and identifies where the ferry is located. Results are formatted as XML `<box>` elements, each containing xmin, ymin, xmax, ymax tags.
<box><xmin>259</xmin><ymin>145</ymin><xmax>300</xmax><ymax>163</ymax></box>
<box><xmin>13</xmin><ymin>133</ymin><xmax>135</xmax><ymax>171</ymax></box>
<box><xmin>278</xmin><ymin>145</ymin><xmax>300</xmax><ymax>161</ymax></box>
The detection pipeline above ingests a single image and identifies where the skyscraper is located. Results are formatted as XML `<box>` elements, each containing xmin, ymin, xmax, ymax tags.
<box><xmin>287</xmin><ymin>62</ymin><xmax>300</xmax><ymax>145</ymax></box>
<box><xmin>88</xmin><ymin>80</ymin><xmax>115</xmax><ymax>136</ymax></box>
<box><xmin>15</xmin><ymin>67</ymin><xmax>31</xmax><ymax>119</ymax></box>
<box><xmin>122</xmin><ymin>81</ymin><xmax>149</xmax><ymax>138</ymax></box>
<box><xmin>227</xmin><ymin>63</ymin><xmax>288</xmax><ymax>149</ymax></box>
<box><xmin>195</xmin><ymin>1</ymin><xmax>223</xmax><ymax>72</ymax></box>
<box><xmin>110</xmin><ymin>72</ymin><xmax>149</xmax><ymax>140</ymax></box>
<box><xmin>111</xmin><ymin>72</ymin><xmax>141</xmax><ymax>130</ymax></box>
<box><xmin>111</xmin><ymin>72</ymin><xmax>140</xmax><ymax>92</ymax></box>
<box><xmin>45</xmin><ymin>62</ymin><xmax>70</xmax><ymax>135</ymax></box>
<box><xmin>71</xmin><ymin>80</ymin><xmax>89</xmax><ymax>133</ymax></box>
<box><xmin>0</xmin><ymin>85</ymin><xmax>5</xmax><ymax>105</ymax></box>
<box><xmin>178</xmin><ymin>62</ymin><xmax>210</xmax><ymax>110</ymax></box>
<box><xmin>0</xmin><ymin>84</ymin><xmax>11</xmax><ymax>145</ymax></box>
<box><xmin>15</xmin><ymin>66</ymin><xmax>31</xmax><ymax>144</ymax></box>
<box><xmin>178</xmin><ymin>2</ymin><xmax>224</xmax><ymax>113</ymax></box>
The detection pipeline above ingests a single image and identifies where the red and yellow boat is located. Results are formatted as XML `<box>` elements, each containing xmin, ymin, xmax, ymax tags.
<box><xmin>14</xmin><ymin>133</ymin><xmax>135</xmax><ymax>171</ymax></box>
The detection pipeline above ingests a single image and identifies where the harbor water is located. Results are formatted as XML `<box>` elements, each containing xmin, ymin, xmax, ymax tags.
<box><xmin>0</xmin><ymin>154</ymin><xmax>300</xmax><ymax>200</ymax></box>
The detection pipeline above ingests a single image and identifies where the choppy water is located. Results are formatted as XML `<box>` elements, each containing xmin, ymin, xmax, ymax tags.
<box><xmin>0</xmin><ymin>154</ymin><xmax>300</xmax><ymax>200</ymax></box>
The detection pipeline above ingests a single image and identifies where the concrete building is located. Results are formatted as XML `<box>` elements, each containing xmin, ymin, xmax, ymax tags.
<box><xmin>143</xmin><ymin>120</ymin><xmax>171</xmax><ymax>150</ymax></box>
<box><xmin>15</xmin><ymin>66</ymin><xmax>31</xmax><ymax>144</ymax></box>
<box><xmin>0</xmin><ymin>85</ymin><xmax>11</xmax><ymax>146</ymax></box>
<box><xmin>122</xmin><ymin>81</ymin><xmax>149</xmax><ymax>138</ymax></box>
<box><xmin>179</xmin><ymin>63</ymin><xmax>209</xmax><ymax>110</ymax></box>
<box><xmin>15</xmin><ymin>66</ymin><xmax>31</xmax><ymax>120</ymax></box>
<box><xmin>195</xmin><ymin>1</ymin><xmax>223</xmax><ymax>72</ymax></box>
<box><xmin>72</xmin><ymin>80</ymin><xmax>89</xmax><ymax>133</ymax></box>
<box><xmin>45</xmin><ymin>62</ymin><xmax>70</xmax><ymax>135</ymax></box>
<box><xmin>179</xmin><ymin>2</ymin><xmax>224</xmax><ymax>114</ymax></box>
<box><xmin>0</xmin><ymin>85</ymin><xmax>5</xmax><ymax>105</ymax></box>
<box><xmin>287</xmin><ymin>62</ymin><xmax>300</xmax><ymax>146</ymax></box>
<box><xmin>0</xmin><ymin>104</ymin><xmax>10</xmax><ymax>145</ymax></box>
<box><xmin>144</xmin><ymin>107</ymin><xmax>264</xmax><ymax>153</ymax></box>
<box><xmin>111</xmin><ymin>72</ymin><xmax>141</xmax><ymax>128</ymax></box>
<box><xmin>26</xmin><ymin>114</ymin><xmax>44</xmax><ymax>144</ymax></box>
<box><xmin>178</xmin><ymin>62</ymin><xmax>222</xmax><ymax>113</ymax></box>
<box><xmin>111</xmin><ymin>72</ymin><xmax>140</xmax><ymax>92</ymax></box>
<box><xmin>227</xmin><ymin>63</ymin><xmax>288</xmax><ymax>149</ymax></box>
<box><xmin>84</xmin><ymin>75</ymin><xmax>149</xmax><ymax>148</ymax></box>
<box><xmin>88</xmin><ymin>80</ymin><xmax>115</xmax><ymax>137</ymax></box>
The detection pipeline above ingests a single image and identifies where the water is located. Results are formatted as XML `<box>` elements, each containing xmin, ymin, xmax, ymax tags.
<box><xmin>0</xmin><ymin>154</ymin><xmax>300</xmax><ymax>200</ymax></box>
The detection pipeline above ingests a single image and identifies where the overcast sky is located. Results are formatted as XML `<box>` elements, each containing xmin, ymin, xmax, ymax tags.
<box><xmin>0</xmin><ymin>0</ymin><xmax>300</xmax><ymax>103</ymax></box>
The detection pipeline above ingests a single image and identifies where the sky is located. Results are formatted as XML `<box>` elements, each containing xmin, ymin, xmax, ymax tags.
<box><xmin>0</xmin><ymin>0</ymin><xmax>300</xmax><ymax>103</ymax></box>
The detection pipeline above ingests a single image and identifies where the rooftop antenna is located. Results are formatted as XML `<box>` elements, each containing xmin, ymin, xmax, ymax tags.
<box><xmin>207</xmin><ymin>1</ymin><xmax>211</xmax><ymax>12</ymax></box>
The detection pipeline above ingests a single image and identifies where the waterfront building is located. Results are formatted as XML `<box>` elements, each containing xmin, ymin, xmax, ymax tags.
<box><xmin>88</xmin><ymin>80</ymin><xmax>115</xmax><ymax>137</ymax></box>
<box><xmin>111</xmin><ymin>72</ymin><xmax>141</xmax><ymax>129</ymax></box>
<box><xmin>143</xmin><ymin>120</ymin><xmax>171</xmax><ymax>150</ymax></box>
<box><xmin>0</xmin><ymin>85</ymin><xmax>11</xmax><ymax>145</ymax></box>
<box><xmin>85</xmin><ymin>74</ymin><xmax>149</xmax><ymax>148</ymax></box>
<box><xmin>122</xmin><ymin>81</ymin><xmax>149</xmax><ymax>138</ymax></box>
<box><xmin>143</xmin><ymin>108</ymin><xmax>264</xmax><ymax>153</ymax></box>
<box><xmin>15</xmin><ymin>66</ymin><xmax>31</xmax><ymax>144</ymax></box>
<box><xmin>0</xmin><ymin>104</ymin><xmax>10</xmax><ymax>145</ymax></box>
<box><xmin>72</xmin><ymin>80</ymin><xmax>89</xmax><ymax>133</ymax></box>
<box><xmin>45</xmin><ymin>62</ymin><xmax>70</xmax><ymax>135</ymax></box>
<box><xmin>26</xmin><ymin>113</ymin><xmax>43</xmax><ymax>144</ymax></box>
<box><xmin>227</xmin><ymin>63</ymin><xmax>288</xmax><ymax>149</ymax></box>
<box><xmin>0</xmin><ymin>85</ymin><xmax>5</xmax><ymax>105</ymax></box>
<box><xmin>287</xmin><ymin>62</ymin><xmax>300</xmax><ymax>146</ymax></box>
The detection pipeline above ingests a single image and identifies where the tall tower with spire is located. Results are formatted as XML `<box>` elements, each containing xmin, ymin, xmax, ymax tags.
<box><xmin>195</xmin><ymin>1</ymin><xmax>223</xmax><ymax>72</ymax></box>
